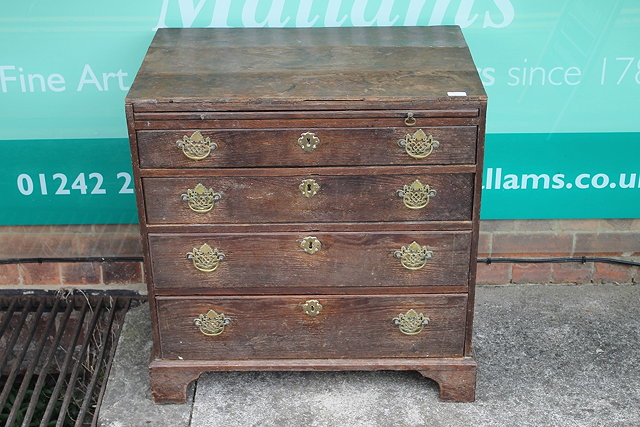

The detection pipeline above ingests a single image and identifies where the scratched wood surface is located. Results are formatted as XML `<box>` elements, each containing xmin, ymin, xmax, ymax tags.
<box><xmin>136</xmin><ymin>126</ymin><xmax>477</xmax><ymax>168</ymax></box>
<box><xmin>142</xmin><ymin>171</ymin><xmax>474</xmax><ymax>224</ymax></box>
<box><xmin>156</xmin><ymin>294</ymin><xmax>467</xmax><ymax>360</ymax></box>
<box><xmin>127</xmin><ymin>27</ymin><xmax>486</xmax><ymax>105</ymax></box>
<box><xmin>147</xmin><ymin>230</ymin><xmax>471</xmax><ymax>291</ymax></box>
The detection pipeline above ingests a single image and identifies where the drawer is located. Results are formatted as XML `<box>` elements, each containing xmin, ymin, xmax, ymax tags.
<box><xmin>148</xmin><ymin>231</ymin><xmax>471</xmax><ymax>292</ymax></box>
<box><xmin>156</xmin><ymin>294</ymin><xmax>468</xmax><ymax>360</ymax></box>
<box><xmin>136</xmin><ymin>126</ymin><xmax>477</xmax><ymax>168</ymax></box>
<box><xmin>143</xmin><ymin>171</ymin><xmax>474</xmax><ymax>224</ymax></box>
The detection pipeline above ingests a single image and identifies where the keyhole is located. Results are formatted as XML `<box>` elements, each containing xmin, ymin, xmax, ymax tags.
<box><xmin>309</xmin><ymin>241</ymin><xmax>314</xmax><ymax>249</ymax></box>
<box><xmin>309</xmin><ymin>306</ymin><xmax>316</xmax><ymax>313</ymax></box>
<box><xmin>307</xmin><ymin>183</ymin><xmax>312</xmax><ymax>192</ymax></box>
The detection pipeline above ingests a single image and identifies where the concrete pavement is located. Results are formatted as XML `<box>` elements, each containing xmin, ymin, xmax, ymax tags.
<box><xmin>99</xmin><ymin>283</ymin><xmax>640</xmax><ymax>427</ymax></box>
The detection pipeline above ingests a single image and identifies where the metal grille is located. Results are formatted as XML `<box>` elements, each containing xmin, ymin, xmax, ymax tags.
<box><xmin>0</xmin><ymin>293</ymin><xmax>134</xmax><ymax>427</ymax></box>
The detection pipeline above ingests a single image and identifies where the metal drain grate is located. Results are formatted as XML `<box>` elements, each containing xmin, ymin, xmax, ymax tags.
<box><xmin>0</xmin><ymin>293</ymin><xmax>134</xmax><ymax>426</ymax></box>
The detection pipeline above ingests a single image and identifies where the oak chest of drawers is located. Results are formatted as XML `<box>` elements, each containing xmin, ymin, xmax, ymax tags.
<box><xmin>126</xmin><ymin>26</ymin><xmax>486</xmax><ymax>403</ymax></box>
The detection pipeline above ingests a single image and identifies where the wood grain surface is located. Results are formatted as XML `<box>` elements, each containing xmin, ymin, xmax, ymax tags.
<box><xmin>156</xmin><ymin>294</ymin><xmax>467</xmax><ymax>360</ymax></box>
<box><xmin>136</xmin><ymin>126</ymin><xmax>477</xmax><ymax>168</ymax></box>
<box><xmin>148</xmin><ymin>356</ymin><xmax>477</xmax><ymax>404</ymax></box>
<box><xmin>148</xmin><ymin>230</ymin><xmax>471</xmax><ymax>291</ymax></box>
<box><xmin>143</xmin><ymin>171</ymin><xmax>474</xmax><ymax>224</ymax></box>
<box><xmin>126</xmin><ymin>27</ymin><xmax>486</xmax><ymax>105</ymax></box>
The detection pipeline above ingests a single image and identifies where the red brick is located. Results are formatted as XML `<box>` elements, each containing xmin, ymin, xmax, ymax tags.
<box><xmin>0</xmin><ymin>264</ymin><xmax>21</xmax><ymax>285</ymax></box>
<box><xmin>551</xmin><ymin>262</ymin><xmax>592</xmax><ymax>284</ymax></box>
<box><xmin>556</xmin><ymin>219</ymin><xmax>602</xmax><ymax>232</ymax></box>
<box><xmin>574</xmin><ymin>232</ymin><xmax>640</xmax><ymax>256</ymax></box>
<box><xmin>102</xmin><ymin>262</ymin><xmax>143</xmax><ymax>284</ymax></box>
<box><xmin>0</xmin><ymin>225</ymin><xmax>92</xmax><ymax>233</ymax></box>
<box><xmin>511</xmin><ymin>263</ymin><xmax>553</xmax><ymax>284</ymax></box>
<box><xmin>600</xmin><ymin>219</ymin><xmax>640</xmax><ymax>232</ymax></box>
<box><xmin>514</xmin><ymin>220</ymin><xmax>557</xmax><ymax>232</ymax></box>
<box><xmin>92</xmin><ymin>224</ymin><xmax>140</xmax><ymax>234</ymax></box>
<box><xmin>0</xmin><ymin>233</ymin><xmax>80</xmax><ymax>258</ymax></box>
<box><xmin>492</xmin><ymin>233</ymin><xmax>573</xmax><ymax>257</ymax></box>
<box><xmin>60</xmin><ymin>262</ymin><xmax>102</xmax><ymax>285</ymax></box>
<box><xmin>20</xmin><ymin>263</ymin><xmax>60</xmax><ymax>285</ymax></box>
<box><xmin>77</xmin><ymin>234</ymin><xmax>142</xmax><ymax>257</ymax></box>
<box><xmin>476</xmin><ymin>262</ymin><xmax>511</xmax><ymax>285</ymax></box>
<box><xmin>592</xmin><ymin>263</ymin><xmax>636</xmax><ymax>284</ymax></box>
<box><xmin>477</xmin><ymin>233</ymin><xmax>491</xmax><ymax>257</ymax></box>
<box><xmin>479</xmin><ymin>220</ymin><xmax>516</xmax><ymax>232</ymax></box>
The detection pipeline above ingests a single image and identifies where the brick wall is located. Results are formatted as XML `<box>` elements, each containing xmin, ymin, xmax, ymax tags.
<box><xmin>0</xmin><ymin>219</ymin><xmax>638</xmax><ymax>291</ymax></box>
<box><xmin>0</xmin><ymin>225</ymin><xmax>144</xmax><ymax>292</ymax></box>
<box><xmin>477</xmin><ymin>219</ymin><xmax>639</xmax><ymax>285</ymax></box>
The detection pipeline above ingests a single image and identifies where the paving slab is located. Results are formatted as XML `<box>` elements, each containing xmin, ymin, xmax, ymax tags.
<box><xmin>98</xmin><ymin>303</ymin><xmax>193</xmax><ymax>427</ymax></box>
<box><xmin>100</xmin><ymin>284</ymin><xmax>640</xmax><ymax>426</ymax></box>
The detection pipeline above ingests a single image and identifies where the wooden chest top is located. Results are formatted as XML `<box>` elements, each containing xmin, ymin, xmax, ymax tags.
<box><xmin>126</xmin><ymin>26</ymin><xmax>487</xmax><ymax>107</ymax></box>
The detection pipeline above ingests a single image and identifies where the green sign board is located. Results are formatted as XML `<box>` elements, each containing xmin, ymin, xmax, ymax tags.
<box><xmin>1</xmin><ymin>1</ymin><xmax>639</xmax><ymax>224</ymax></box>
<box><xmin>0</xmin><ymin>139</ymin><xmax>137</xmax><ymax>225</ymax></box>
<box><xmin>482</xmin><ymin>132</ymin><xmax>640</xmax><ymax>219</ymax></box>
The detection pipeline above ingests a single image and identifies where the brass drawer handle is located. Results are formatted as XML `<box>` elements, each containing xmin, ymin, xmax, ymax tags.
<box><xmin>187</xmin><ymin>243</ymin><xmax>226</xmax><ymax>272</ymax></box>
<box><xmin>300</xmin><ymin>236</ymin><xmax>321</xmax><ymax>255</ymax></box>
<box><xmin>176</xmin><ymin>131</ymin><xmax>218</xmax><ymax>160</ymax></box>
<box><xmin>397</xmin><ymin>179</ymin><xmax>436</xmax><ymax>209</ymax></box>
<box><xmin>181</xmin><ymin>183</ymin><xmax>222</xmax><ymax>213</ymax></box>
<box><xmin>299</xmin><ymin>178</ymin><xmax>320</xmax><ymax>198</ymax></box>
<box><xmin>393</xmin><ymin>309</ymin><xmax>430</xmax><ymax>335</ymax></box>
<box><xmin>302</xmin><ymin>300</ymin><xmax>323</xmax><ymax>317</ymax></box>
<box><xmin>394</xmin><ymin>241</ymin><xmax>433</xmax><ymax>270</ymax></box>
<box><xmin>398</xmin><ymin>129</ymin><xmax>440</xmax><ymax>159</ymax></box>
<box><xmin>298</xmin><ymin>132</ymin><xmax>320</xmax><ymax>152</ymax></box>
<box><xmin>404</xmin><ymin>112</ymin><xmax>416</xmax><ymax>127</ymax></box>
<box><xmin>194</xmin><ymin>309</ymin><xmax>231</xmax><ymax>336</ymax></box>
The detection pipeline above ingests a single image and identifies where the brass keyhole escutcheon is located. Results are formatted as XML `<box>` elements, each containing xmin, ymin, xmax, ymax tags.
<box><xmin>302</xmin><ymin>300</ymin><xmax>323</xmax><ymax>317</ymax></box>
<box><xmin>297</xmin><ymin>132</ymin><xmax>320</xmax><ymax>152</ymax></box>
<box><xmin>299</xmin><ymin>179</ymin><xmax>320</xmax><ymax>198</ymax></box>
<box><xmin>300</xmin><ymin>236</ymin><xmax>321</xmax><ymax>255</ymax></box>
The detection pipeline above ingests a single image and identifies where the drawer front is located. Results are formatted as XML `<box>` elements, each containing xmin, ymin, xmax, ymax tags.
<box><xmin>143</xmin><ymin>172</ymin><xmax>474</xmax><ymax>224</ymax></box>
<box><xmin>137</xmin><ymin>127</ymin><xmax>477</xmax><ymax>168</ymax></box>
<box><xmin>157</xmin><ymin>294</ymin><xmax>467</xmax><ymax>359</ymax></box>
<box><xmin>148</xmin><ymin>231</ymin><xmax>471</xmax><ymax>291</ymax></box>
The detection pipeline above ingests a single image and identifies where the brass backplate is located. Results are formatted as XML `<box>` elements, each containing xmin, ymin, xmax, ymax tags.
<box><xmin>176</xmin><ymin>131</ymin><xmax>217</xmax><ymax>160</ymax></box>
<box><xmin>186</xmin><ymin>243</ymin><xmax>226</xmax><ymax>272</ymax></box>
<box><xmin>194</xmin><ymin>309</ymin><xmax>231</xmax><ymax>336</ymax></box>
<box><xmin>397</xmin><ymin>179</ymin><xmax>437</xmax><ymax>209</ymax></box>
<box><xmin>181</xmin><ymin>183</ymin><xmax>221</xmax><ymax>213</ymax></box>
<box><xmin>392</xmin><ymin>309</ymin><xmax>430</xmax><ymax>335</ymax></box>
<box><xmin>394</xmin><ymin>241</ymin><xmax>433</xmax><ymax>270</ymax></box>
<box><xmin>397</xmin><ymin>129</ymin><xmax>440</xmax><ymax>159</ymax></box>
